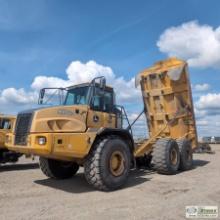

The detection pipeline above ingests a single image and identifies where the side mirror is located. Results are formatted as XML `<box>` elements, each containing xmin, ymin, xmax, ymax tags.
<box><xmin>100</xmin><ymin>78</ymin><xmax>106</xmax><ymax>90</ymax></box>
<box><xmin>39</xmin><ymin>89</ymin><xmax>45</xmax><ymax>104</ymax></box>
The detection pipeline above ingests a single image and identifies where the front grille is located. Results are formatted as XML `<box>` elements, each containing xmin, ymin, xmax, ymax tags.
<box><xmin>15</xmin><ymin>112</ymin><xmax>33</xmax><ymax>145</ymax></box>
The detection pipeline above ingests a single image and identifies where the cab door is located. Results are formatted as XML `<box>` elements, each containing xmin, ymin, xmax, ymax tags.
<box><xmin>102</xmin><ymin>91</ymin><xmax>116</xmax><ymax>128</ymax></box>
<box><xmin>87</xmin><ymin>87</ymin><xmax>116</xmax><ymax>129</ymax></box>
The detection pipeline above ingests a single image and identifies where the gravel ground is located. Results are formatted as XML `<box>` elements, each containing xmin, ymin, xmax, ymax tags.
<box><xmin>0</xmin><ymin>145</ymin><xmax>219</xmax><ymax>220</ymax></box>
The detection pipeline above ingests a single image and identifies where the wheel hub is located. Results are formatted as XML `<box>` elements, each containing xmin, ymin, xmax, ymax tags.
<box><xmin>109</xmin><ymin>151</ymin><xmax>125</xmax><ymax>177</ymax></box>
<box><xmin>170</xmin><ymin>148</ymin><xmax>178</xmax><ymax>165</ymax></box>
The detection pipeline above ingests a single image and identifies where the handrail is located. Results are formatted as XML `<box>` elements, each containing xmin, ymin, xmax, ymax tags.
<box><xmin>115</xmin><ymin>105</ymin><xmax>133</xmax><ymax>137</ymax></box>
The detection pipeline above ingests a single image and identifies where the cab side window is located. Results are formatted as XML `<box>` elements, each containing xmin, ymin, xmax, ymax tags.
<box><xmin>103</xmin><ymin>92</ymin><xmax>112</xmax><ymax>113</ymax></box>
<box><xmin>92</xmin><ymin>95</ymin><xmax>102</xmax><ymax>111</ymax></box>
<box><xmin>91</xmin><ymin>88</ymin><xmax>113</xmax><ymax>113</ymax></box>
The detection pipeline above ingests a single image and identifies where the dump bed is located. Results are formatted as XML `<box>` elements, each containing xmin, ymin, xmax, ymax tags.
<box><xmin>136</xmin><ymin>58</ymin><xmax>197</xmax><ymax>148</ymax></box>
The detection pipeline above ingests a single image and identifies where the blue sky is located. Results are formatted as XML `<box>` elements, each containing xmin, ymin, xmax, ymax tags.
<box><xmin>0</xmin><ymin>0</ymin><xmax>220</xmax><ymax>137</ymax></box>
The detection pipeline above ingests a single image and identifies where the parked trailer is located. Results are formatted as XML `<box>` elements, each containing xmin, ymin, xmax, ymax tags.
<box><xmin>6</xmin><ymin>58</ymin><xmax>197</xmax><ymax>190</ymax></box>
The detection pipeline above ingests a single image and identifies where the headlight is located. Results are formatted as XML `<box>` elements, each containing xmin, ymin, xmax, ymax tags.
<box><xmin>38</xmin><ymin>137</ymin><xmax>47</xmax><ymax>145</ymax></box>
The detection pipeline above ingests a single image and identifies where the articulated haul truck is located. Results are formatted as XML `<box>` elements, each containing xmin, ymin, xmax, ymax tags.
<box><xmin>0</xmin><ymin>115</ymin><xmax>22</xmax><ymax>164</ymax></box>
<box><xmin>6</xmin><ymin>58</ymin><xmax>197</xmax><ymax>190</ymax></box>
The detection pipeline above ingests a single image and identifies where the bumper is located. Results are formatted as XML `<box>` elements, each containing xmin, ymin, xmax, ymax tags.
<box><xmin>5</xmin><ymin>132</ymin><xmax>96</xmax><ymax>159</ymax></box>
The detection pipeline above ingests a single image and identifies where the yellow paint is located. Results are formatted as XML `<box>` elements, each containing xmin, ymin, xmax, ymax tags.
<box><xmin>7</xmin><ymin>130</ymin><xmax>97</xmax><ymax>159</ymax></box>
<box><xmin>134</xmin><ymin>57</ymin><xmax>198</xmax><ymax>156</ymax></box>
<box><xmin>0</xmin><ymin>115</ymin><xmax>16</xmax><ymax>150</ymax></box>
<box><xmin>5</xmin><ymin>58</ymin><xmax>197</xmax><ymax>161</ymax></box>
<box><xmin>31</xmin><ymin>105</ymin><xmax>88</xmax><ymax>133</ymax></box>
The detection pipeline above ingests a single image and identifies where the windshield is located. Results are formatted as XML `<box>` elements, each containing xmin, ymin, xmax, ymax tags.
<box><xmin>64</xmin><ymin>86</ymin><xmax>90</xmax><ymax>105</ymax></box>
<box><xmin>38</xmin><ymin>88</ymin><xmax>67</xmax><ymax>106</ymax></box>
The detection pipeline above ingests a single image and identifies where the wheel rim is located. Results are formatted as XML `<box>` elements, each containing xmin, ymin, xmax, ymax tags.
<box><xmin>170</xmin><ymin>148</ymin><xmax>178</xmax><ymax>165</ymax></box>
<box><xmin>109</xmin><ymin>151</ymin><xmax>125</xmax><ymax>177</ymax></box>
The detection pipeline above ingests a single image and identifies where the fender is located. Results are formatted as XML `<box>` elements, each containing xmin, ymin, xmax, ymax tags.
<box><xmin>96</xmin><ymin>127</ymin><xmax>134</xmax><ymax>152</ymax></box>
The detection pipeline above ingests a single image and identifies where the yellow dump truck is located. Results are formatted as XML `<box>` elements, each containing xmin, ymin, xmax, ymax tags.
<box><xmin>0</xmin><ymin>115</ymin><xmax>22</xmax><ymax>164</ymax></box>
<box><xmin>6</xmin><ymin>58</ymin><xmax>197</xmax><ymax>190</ymax></box>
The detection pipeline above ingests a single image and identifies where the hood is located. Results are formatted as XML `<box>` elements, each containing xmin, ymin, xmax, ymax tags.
<box><xmin>29</xmin><ymin>105</ymin><xmax>88</xmax><ymax>133</ymax></box>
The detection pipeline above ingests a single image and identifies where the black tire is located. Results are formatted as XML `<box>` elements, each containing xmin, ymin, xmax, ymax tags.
<box><xmin>84</xmin><ymin>136</ymin><xmax>131</xmax><ymax>191</ymax></box>
<box><xmin>0</xmin><ymin>150</ymin><xmax>21</xmax><ymax>164</ymax></box>
<box><xmin>177</xmin><ymin>139</ymin><xmax>193</xmax><ymax>171</ymax></box>
<box><xmin>39</xmin><ymin>157</ymin><xmax>79</xmax><ymax>179</ymax></box>
<box><xmin>152</xmin><ymin>138</ymin><xmax>180</xmax><ymax>174</ymax></box>
<box><xmin>0</xmin><ymin>150</ymin><xmax>3</xmax><ymax>164</ymax></box>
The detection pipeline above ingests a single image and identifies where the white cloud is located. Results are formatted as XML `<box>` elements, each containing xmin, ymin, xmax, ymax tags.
<box><xmin>196</xmin><ymin>120</ymin><xmax>208</xmax><ymax>126</ymax></box>
<box><xmin>196</xmin><ymin>93</ymin><xmax>220</xmax><ymax>110</ymax></box>
<box><xmin>157</xmin><ymin>21</ymin><xmax>220</xmax><ymax>68</ymax></box>
<box><xmin>65</xmin><ymin>60</ymin><xmax>141</xmax><ymax>103</ymax></box>
<box><xmin>0</xmin><ymin>60</ymin><xmax>141</xmax><ymax>114</ymax></box>
<box><xmin>194</xmin><ymin>108</ymin><xmax>207</xmax><ymax>119</ymax></box>
<box><xmin>31</xmin><ymin>76</ymin><xmax>71</xmax><ymax>91</ymax></box>
<box><xmin>31</xmin><ymin>60</ymin><xmax>141</xmax><ymax>104</ymax></box>
<box><xmin>0</xmin><ymin>88</ymin><xmax>37</xmax><ymax>105</ymax></box>
<box><xmin>195</xmin><ymin>114</ymin><xmax>220</xmax><ymax>137</ymax></box>
<box><xmin>193</xmin><ymin>93</ymin><xmax>220</xmax><ymax>137</ymax></box>
<box><xmin>66</xmin><ymin>60</ymin><xmax>114</xmax><ymax>84</ymax></box>
<box><xmin>194</xmin><ymin>83</ymin><xmax>210</xmax><ymax>92</ymax></box>
<box><xmin>0</xmin><ymin>88</ymin><xmax>38</xmax><ymax>114</ymax></box>
<box><xmin>194</xmin><ymin>93</ymin><xmax>220</xmax><ymax>136</ymax></box>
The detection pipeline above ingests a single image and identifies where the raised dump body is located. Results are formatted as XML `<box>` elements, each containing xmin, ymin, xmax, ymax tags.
<box><xmin>135</xmin><ymin>58</ymin><xmax>197</xmax><ymax>156</ymax></box>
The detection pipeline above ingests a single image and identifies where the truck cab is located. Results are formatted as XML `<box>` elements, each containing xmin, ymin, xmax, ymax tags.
<box><xmin>6</xmin><ymin>77</ymin><xmax>132</xmax><ymax>160</ymax></box>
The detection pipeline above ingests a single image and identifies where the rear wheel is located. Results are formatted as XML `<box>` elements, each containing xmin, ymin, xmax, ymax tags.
<box><xmin>39</xmin><ymin>157</ymin><xmax>79</xmax><ymax>179</ymax></box>
<box><xmin>152</xmin><ymin>138</ymin><xmax>180</xmax><ymax>174</ymax></box>
<box><xmin>84</xmin><ymin>136</ymin><xmax>131</xmax><ymax>191</ymax></box>
<box><xmin>177</xmin><ymin>139</ymin><xmax>193</xmax><ymax>171</ymax></box>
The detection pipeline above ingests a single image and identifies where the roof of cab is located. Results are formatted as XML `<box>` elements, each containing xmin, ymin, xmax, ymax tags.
<box><xmin>0</xmin><ymin>114</ymin><xmax>16</xmax><ymax>119</ymax></box>
<box><xmin>67</xmin><ymin>82</ymin><xmax>113</xmax><ymax>91</ymax></box>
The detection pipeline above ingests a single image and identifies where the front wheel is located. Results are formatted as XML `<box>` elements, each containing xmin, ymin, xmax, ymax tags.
<box><xmin>84</xmin><ymin>136</ymin><xmax>131</xmax><ymax>191</ymax></box>
<box><xmin>39</xmin><ymin>157</ymin><xmax>79</xmax><ymax>179</ymax></box>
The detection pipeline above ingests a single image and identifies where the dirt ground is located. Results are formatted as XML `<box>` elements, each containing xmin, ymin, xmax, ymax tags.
<box><xmin>0</xmin><ymin>145</ymin><xmax>219</xmax><ymax>220</ymax></box>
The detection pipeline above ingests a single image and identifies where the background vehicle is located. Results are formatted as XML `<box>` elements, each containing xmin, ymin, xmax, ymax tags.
<box><xmin>6</xmin><ymin>58</ymin><xmax>197</xmax><ymax>190</ymax></box>
<box><xmin>201</xmin><ymin>136</ymin><xmax>220</xmax><ymax>144</ymax></box>
<box><xmin>0</xmin><ymin>115</ymin><xmax>22</xmax><ymax>164</ymax></box>
<box><xmin>202</xmin><ymin>136</ymin><xmax>212</xmax><ymax>144</ymax></box>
